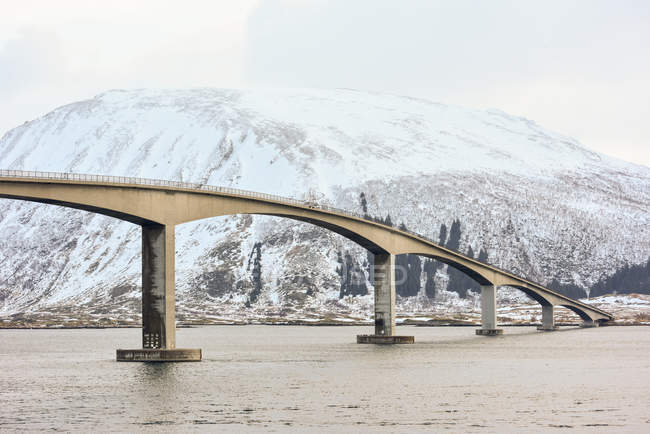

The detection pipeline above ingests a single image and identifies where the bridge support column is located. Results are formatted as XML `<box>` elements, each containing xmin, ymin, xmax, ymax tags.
<box><xmin>580</xmin><ymin>319</ymin><xmax>600</xmax><ymax>328</ymax></box>
<box><xmin>476</xmin><ymin>284</ymin><xmax>503</xmax><ymax>336</ymax></box>
<box><xmin>141</xmin><ymin>223</ymin><xmax>176</xmax><ymax>350</ymax></box>
<box><xmin>357</xmin><ymin>253</ymin><xmax>413</xmax><ymax>344</ymax></box>
<box><xmin>537</xmin><ymin>304</ymin><xmax>558</xmax><ymax>331</ymax></box>
<box><xmin>117</xmin><ymin>224</ymin><xmax>201</xmax><ymax>361</ymax></box>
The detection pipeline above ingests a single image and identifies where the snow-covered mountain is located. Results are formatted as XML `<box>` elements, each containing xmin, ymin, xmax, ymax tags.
<box><xmin>0</xmin><ymin>88</ymin><xmax>648</xmax><ymax>323</ymax></box>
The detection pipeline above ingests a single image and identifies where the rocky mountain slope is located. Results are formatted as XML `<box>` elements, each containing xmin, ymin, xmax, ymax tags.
<box><xmin>0</xmin><ymin>88</ymin><xmax>648</xmax><ymax>323</ymax></box>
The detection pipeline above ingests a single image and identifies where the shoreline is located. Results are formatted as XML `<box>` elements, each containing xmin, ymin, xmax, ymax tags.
<box><xmin>1</xmin><ymin>321</ymin><xmax>647</xmax><ymax>330</ymax></box>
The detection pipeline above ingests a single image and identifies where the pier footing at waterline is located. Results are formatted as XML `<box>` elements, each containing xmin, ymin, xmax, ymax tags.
<box><xmin>116</xmin><ymin>348</ymin><xmax>202</xmax><ymax>362</ymax></box>
<box><xmin>475</xmin><ymin>329</ymin><xmax>504</xmax><ymax>336</ymax></box>
<box><xmin>356</xmin><ymin>335</ymin><xmax>415</xmax><ymax>344</ymax></box>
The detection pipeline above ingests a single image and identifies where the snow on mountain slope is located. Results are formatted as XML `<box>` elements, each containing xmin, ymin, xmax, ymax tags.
<box><xmin>0</xmin><ymin>88</ymin><xmax>648</xmax><ymax>321</ymax></box>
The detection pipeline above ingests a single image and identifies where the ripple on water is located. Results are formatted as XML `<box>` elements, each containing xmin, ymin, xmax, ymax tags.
<box><xmin>0</xmin><ymin>325</ymin><xmax>648</xmax><ymax>431</ymax></box>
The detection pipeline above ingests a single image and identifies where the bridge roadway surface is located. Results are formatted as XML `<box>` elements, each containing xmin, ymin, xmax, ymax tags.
<box><xmin>0</xmin><ymin>170</ymin><xmax>613</xmax><ymax>361</ymax></box>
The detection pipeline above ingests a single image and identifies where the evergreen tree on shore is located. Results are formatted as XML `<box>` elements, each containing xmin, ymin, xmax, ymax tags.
<box><xmin>439</xmin><ymin>223</ymin><xmax>448</xmax><ymax>246</ymax></box>
<box><xmin>337</xmin><ymin>250</ymin><xmax>369</xmax><ymax>298</ymax></box>
<box><xmin>478</xmin><ymin>247</ymin><xmax>488</xmax><ymax>264</ymax></box>
<box><xmin>446</xmin><ymin>219</ymin><xmax>461</xmax><ymax>252</ymax></box>
<box><xmin>589</xmin><ymin>257</ymin><xmax>650</xmax><ymax>297</ymax></box>
<box><xmin>423</xmin><ymin>259</ymin><xmax>436</xmax><ymax>298</ymax></box>
<box><xmin>245</xmin><ymin>242</ymin><xmax>263</xmax><ymax>306</ymax></box>
<box><xmin>447</xmin><ymin>243</ymin><xmax>480</xmax><ymax>298</ymax></box>
<box><xmin>359</xmin><ymin>192</ymin><xmax>368</xmax><ymax>216</ymax></box>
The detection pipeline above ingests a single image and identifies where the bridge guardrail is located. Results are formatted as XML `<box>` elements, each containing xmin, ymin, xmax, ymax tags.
<box><xmin>0</xmin><ymin>168</ymin><xmax>370</xmax><ymax>221</ymax></box>
<box><xmin>0</xmin><ymin>169</ymin><xmax>611</xmax><ymax>315</ymax></box>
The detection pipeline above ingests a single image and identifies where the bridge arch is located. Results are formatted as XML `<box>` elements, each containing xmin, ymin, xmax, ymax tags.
<box><xmin>559</xmin><ymin>304</ymin><xmax>596</xmax><ymax>322</ymax></box>
<box><xmin>403</xmin><ymin>252</ymin><xmax>494</xmax><ymax>286</ymax></box>
<box><xmin>235</xmin><ymin>212</ymin><xmax>387</xmax><ymax>254</ymax></box>
<box><xmin>0</xmin><ymin>191</ymin><xmax>158</xmax><ymax>225</ymax></box>
<box><xmin>505</xmin><ymin>284</ymin><xmax>553</xmax><ymax>306</ymax></box>
<box><xmin>0</xmin><ymin>192</ymin><xmax>391</xmax><ymax>254</ymax></box>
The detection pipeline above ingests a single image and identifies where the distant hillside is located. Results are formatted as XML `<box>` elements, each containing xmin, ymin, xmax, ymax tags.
<box><xmin>0</xmin><ymin>88</ymin><xmax>648</xmax><ymax>322</ymax></box>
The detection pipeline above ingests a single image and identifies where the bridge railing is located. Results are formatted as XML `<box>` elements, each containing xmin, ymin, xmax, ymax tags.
<box><xmin>0</xmin><ymin>169</ymin><xmax>608</xmax><ymax>313</ymax></box>
<box><xmin>0</xmin><ymin>168</ymin><xmax>373</xmax><ymax>223</ymax></box>
<box><xmin>2</xmin><ymin>168</ymin><xmax>440</xmax><ymax>231</ymax></box>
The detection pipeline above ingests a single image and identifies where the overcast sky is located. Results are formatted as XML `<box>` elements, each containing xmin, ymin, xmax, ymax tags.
<box><xmin>1</xmin><ymin>0</ymin><xmax>648</xmax><ymax>167</ymax></box>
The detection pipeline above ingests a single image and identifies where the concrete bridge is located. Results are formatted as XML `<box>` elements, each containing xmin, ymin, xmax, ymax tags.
<box><xmin>0</xmin><ymin>170</ymin><xmax>613</xmax><ymax>361</ymax></box>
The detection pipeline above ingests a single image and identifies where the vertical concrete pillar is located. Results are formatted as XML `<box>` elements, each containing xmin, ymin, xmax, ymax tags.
<box><xmin>373</xmin><ymin>253</ymin><xmax>396</xmax><ymax>336</ymax></box>
<box><xmin>142</xmin><ymin>223</ymin><xmax>176</xmax><ymax>349</ymax></box>
<box><xmin>357</xmin><ymin>253</ymin><xmax>413</xmax><ymax>343</ymax></box>
<box><xmin>476</xmin><ymin>284</ymin><xmax>503</xmax><ymax>335</ymax></box>
<box><xmin>580</xmin><ymin>319</ymin><xmax>600</xmax><ymax>328</ymax></box>
<box><xmin>537</xmin><ymin>304</ymin><xmax>557</xmax><ymax>331</ymax></box>
<box><xmin>117</xmin><ymin>223</ymin><xmax>200</xmax><ymax>360</ymax></box>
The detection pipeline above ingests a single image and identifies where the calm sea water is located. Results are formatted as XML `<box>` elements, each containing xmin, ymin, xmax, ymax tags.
<box><xmin>1</xmin><ymin>325</ymin><xmax>648</xmax><ymax>432</ymax></box>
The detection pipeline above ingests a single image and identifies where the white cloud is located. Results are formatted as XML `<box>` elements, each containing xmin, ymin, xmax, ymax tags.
<box><xmin>0</xmin><ymin>30</ymin><xmax>64</xmax><ymax>99</ymax></box>
<box><xmin>0</xmin><ymin>0</ymin><xmax>259</xmax><ymax>134</ymax></box>
<box><xmin>245</xmin><ymin>0</ymin><xmax>650</xmax><ymax>167</ymax></box>
<box><xmin>0</xmin><ymin>0</ymin><xmax>648</xmax><ymax>167</ymax></box>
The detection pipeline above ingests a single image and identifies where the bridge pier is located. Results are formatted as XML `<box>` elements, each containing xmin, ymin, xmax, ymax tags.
<box><xmin>117</xmin><ymin>224</ymin><xmax>201</xmax><ymax>361</ymax></box>
<box><xmin>357</xmin><ymin>253</ymin><xmax>414</xmax><ymax>344</ymax></box>
<box><xmin>537</xmin><ymin>304</ymin><xmax>558</xmax><ymax>331</ymax></box>
<box><xmin>476</xmin><ymin>284</ymin><xmax>503</xmax><ymax>335</ymax></box>
<box><xmin>580</xmin><ymin>319</ymin><xmax>600</xmax><ymax>328</ymax></box>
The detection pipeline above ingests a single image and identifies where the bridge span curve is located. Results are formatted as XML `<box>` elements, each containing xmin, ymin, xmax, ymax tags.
<box><xmin>0</xmin><ymin>170</ymin><xmax>613</xmax><ymax>360</ymax></box>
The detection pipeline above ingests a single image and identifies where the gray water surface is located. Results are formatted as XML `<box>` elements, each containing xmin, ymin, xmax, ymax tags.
<box><xmin>1</xmin><ymin>326</ymin><xmax>648</xmax><ymax>432</ymax></box>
